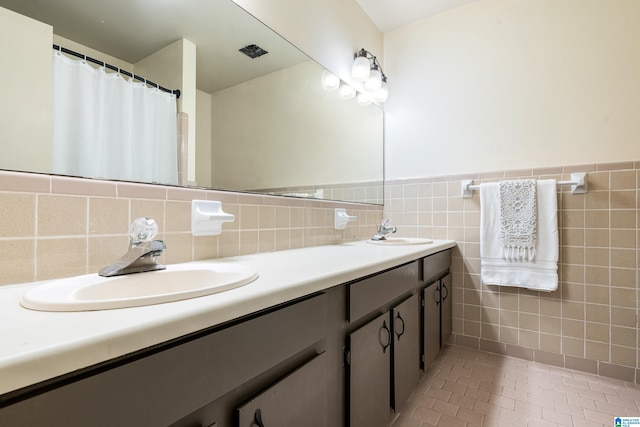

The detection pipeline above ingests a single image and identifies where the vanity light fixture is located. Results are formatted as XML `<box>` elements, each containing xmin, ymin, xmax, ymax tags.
<box><xmin>373</xmin><ymin>76</ymin><xmax>390</xmax><ymax>103</ymax></box>
<box><xmin>356</xmin><ymin>91</ymin><xmax>373</xmax><ymax>106</ymax></box>
<box><xmin>338</xmin><ymin>82</ymin><xmax>356</xmax><ymax>100</ymax></box>
<box><xmin>364</xmin><ymin>63</ymin><xmax>382</xmax><ymax>91</ymax></box>
<box><xmin>321</xmin><ymin>69</ymin><xmax>340</xmax><ymax>91</ymax></box>
<box><xmin>351</xmin><ymin>48</ymin><xmax>389</xmax><ymax>103</ymax></box>
<box><xmin>352</xmin><ymin>49</ymin><xmax>371</xmax><ymax>82</ymax></box>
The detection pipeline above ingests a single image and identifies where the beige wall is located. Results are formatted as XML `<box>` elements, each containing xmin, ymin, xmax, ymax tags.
<box><xmin>384</xmin><ymin>0</ymin><xmax>640</xmax><ymax>180</ymax></box>
<box><xmin>0</xmin><ymin>170</ymin><xmax>382</xmax><ymax>286</ymax></box>
<box><xmin>53</xmin><ymin>35</ymin><xmax>133</xmax><ymax>73</ymax></box>
<box><xmin>196</xmin><ymin>89</ymin><xmax>212</xmax><ymax>187</ymax></box>
<box><xmin>210</xmin><ymin>61</ymin><xmax>382</xmax><ymax>190</ymax></box>
<box><xmin>0</xmin><ymin>7</ymin><xmax>52</xmax><ymax>174</ymax></box>
<box><xmin>135</xmin><ymin>39</ymin><xmax>198</xmax><ymax>183</ymax></box>
<box><xmin>386</xmin><ymin>160</ymin><xmax>640</xmax><ymax>382</ymax></box>
<box><xmin>383</xmin><ymin>0</ymin><xmax>640</xmax><ymax>382</ymax></box>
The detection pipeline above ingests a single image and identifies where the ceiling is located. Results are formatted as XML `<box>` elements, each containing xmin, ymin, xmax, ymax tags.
<box><xmin>0</xmin><ymin>0</ymin><xmax>308</xmax><ymax>94</ymax></box>
<box><xmin>355</xmin><ymin>0</ymin><xmax>480</xmax><ymax>32</ymax></box>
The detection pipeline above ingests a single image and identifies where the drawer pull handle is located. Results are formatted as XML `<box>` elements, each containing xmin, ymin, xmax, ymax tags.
<box><xmin>395</xmin><ymin>312</ymin><xmax>405</xmax><ymax>340</ymax></box>
<box><xmin>254</xmin><ymin>409</ymin><xmax>265</xmax><ymax>427</ymax></box>
<box><xmin>434</xmin><ymin>287</ymin><xmax>441</xmax><ymax>305</ymax></box>
<box><xmin>379</xmin><ymin>320</ymin><xmax>391</xmax><ymax>354</ymax></box>
<box><xmin>442</xmin><ymin>282</ymin><xmax>449</xmax><ymax>301</ymax></box>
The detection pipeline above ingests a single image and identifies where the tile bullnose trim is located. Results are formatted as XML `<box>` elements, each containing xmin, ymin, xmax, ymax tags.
<box><xmin>117</xmin><ymin>182</ymin><xmax>167</xmax><ymax>200</ymax></box>
<box><xmin>166</xmin><ymin>187</ymin><xmax>208</xmax><ymax>202</ymax></box>
<box><xmin>385</xmin><ymin>159</ymin><xmax>639</xmax><ymax>186</ymax></box>
<box><xmin>0</xmin><ymin>170</ymin><xmax>51</xmax><ymax>193</ymax></box>
<box><xmin>51</xmin><ymin>176</ymin><xmax>117</xmax><ymax>197</ymax></box>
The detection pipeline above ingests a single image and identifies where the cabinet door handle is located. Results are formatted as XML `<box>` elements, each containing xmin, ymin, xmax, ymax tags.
<box><xmin>433</xmin><ymin>286</ymin><xmax>441</xmax><ymax>305</ymax></box>
<box><xmin>442</xmin><ymin>282</ymin><xmax>449</xmax><ymax>301</ymax></box>
<box><xmin>394</xmin><ymin>312</ymin><xmax>405</xmax><ymax>340</ymax></box>
<box><xmin>253</xmin><ymin>408</ymin><xmax>265</xmax><ymax>427</ymax></box>
<box><xmin>379</xmin><ymin>320</ymin><xmax>391</xmax><ymax>354</ymax></box>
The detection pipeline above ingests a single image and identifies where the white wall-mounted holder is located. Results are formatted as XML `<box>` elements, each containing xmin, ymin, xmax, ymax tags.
<box><xmin>460</xmin><ymin>179</ymin><xmax>474</xmax><ymax>198</ymax></box>
<box><xmin>569</xmin><ymin>172</ymin><xmax>588</xmax><ymax>194</ymax></box>
<box><xmin>191</xmin><ymin>200</ymin><xmax>235</xmax><ymax>236</ymax></box>
<box><xmin>460</xmin><ymin>172</ymin><xmax>589</xmax><ymax>198</ymax></box>
<box><xmin>334</xmin><ymin>208</ymin><xmax>357</xmax><ymax>230</ymax></box>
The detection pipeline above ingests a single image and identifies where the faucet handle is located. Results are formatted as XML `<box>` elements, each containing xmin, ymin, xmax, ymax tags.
<box><xmin>129</xmin><ymin>217</ymin><xmax>159</xmax><ymax>246</ymax></box>
<box><xmin>378</xmin><ymin>218</ymin><xmax>391</xmax><ymax>232</ymax></box>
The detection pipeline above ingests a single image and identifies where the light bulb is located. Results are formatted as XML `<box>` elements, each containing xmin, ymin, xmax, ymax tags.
<box><xmin>320</xmin><ymin>69</ymin><xmax>340</xmax><ymax>91</ymax></box>
<box><xmin>352</xmin><ymin>51</ymin><xmax>371</xmax><ymax>82</ymax></box>
<box><xmin>373</xmin><ymin>79</ymin><xmax>389</xmax><ymax>103</ymax></box>
<box><xmin>338</xmin><ymin>82</ymin><xmax>356</xmax><ymax>100</ymax></box>
<box><xmin>364</xmin><ymin>65</ymin><xmax>382</xmax><ymax>91</ymax></box>
<box><xmin>357</xmin><ymin>91</ymin><xmax>373</xmax><ymax>106</ymax></box>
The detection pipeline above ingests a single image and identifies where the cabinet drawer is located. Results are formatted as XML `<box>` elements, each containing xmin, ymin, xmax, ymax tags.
<box><xmin>348</xmin><ymin>262</ymin><xmax>419</xmax><ymax>323</ymax></box>
<box><xmin>237</xmin><ymin>353</ymin><xmax>327</xmax><ymax>427</ymax></box>
<box><xmin>421</xmin><ymin>249</ymin><xmax>451</xmax><ymax>283</ymax></box>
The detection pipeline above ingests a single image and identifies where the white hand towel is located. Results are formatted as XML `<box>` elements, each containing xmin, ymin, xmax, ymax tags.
<box><xmin>480</xmin><ymin>179</ymin><xmax>559</xmax><ymax>291</ymax></box>
<box><xmin>499</xmin><ymin>179</ymin><xmax>537</xmax><ymax>260</ymax></box>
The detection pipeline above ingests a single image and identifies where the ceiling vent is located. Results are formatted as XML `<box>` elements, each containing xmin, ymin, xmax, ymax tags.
<box><xmin>239</xmin><ymin>44</ymin><xmax>268</xmax><ymax>59</ymax></box>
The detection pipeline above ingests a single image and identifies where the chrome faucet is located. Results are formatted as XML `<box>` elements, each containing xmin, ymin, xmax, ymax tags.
<box><xmin>372</xmin><ymin>218</ymin><xmax>397</xmax><ymax>241</ymax></box>
<box><xmin>99</xmin><ymin>217</ymin><xmax>166</xmax><ymax>277</ymax></box>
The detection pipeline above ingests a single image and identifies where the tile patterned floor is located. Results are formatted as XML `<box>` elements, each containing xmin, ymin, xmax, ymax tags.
<box><xmin>393</xmin><ymin>345</ymin><xmax>640</xmax><ymax>427</ymax></box>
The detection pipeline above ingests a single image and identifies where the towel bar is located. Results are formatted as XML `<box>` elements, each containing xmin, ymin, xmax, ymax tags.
<box><xmin>460</xmin><ymin>172</ymin><xmax>588</xmax><ymax>198</ymax></box>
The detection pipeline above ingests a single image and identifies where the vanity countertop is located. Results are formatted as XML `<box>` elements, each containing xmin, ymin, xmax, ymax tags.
<box><xmin>0</xmin><ymin>239</ymin><xmax>455</xmax><ymax>397</ymax></box>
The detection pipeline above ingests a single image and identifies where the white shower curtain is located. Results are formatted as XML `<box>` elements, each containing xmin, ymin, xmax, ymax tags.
<box><xmin>52</xmin><ymin>51</ymin><xmax>178</xmax><ymax>185</ymax></box>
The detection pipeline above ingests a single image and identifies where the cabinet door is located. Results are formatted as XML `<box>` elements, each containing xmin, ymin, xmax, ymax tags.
<box><xmin>422</xmin><ymin>281</ymin><xmax>440</xmax><ymax>370</ymax></box>
<box><xmin>440</xmin><ymin>273</ymin><xmax>452</xmax><ymax>346</ymax></box>
<box><xmin>347</xmin><ymin>312</ymin><xmax>392</xmax><ymax>427</ymax></box>
<box><xmin>392</xmin><ymin>293</ymin><xmax>420</xmax><ymax>411</ymax></box>
<box><xmin>236</xmin><ymin>353</ymin><xmax>327</xmax><ymax>427</ymax></box>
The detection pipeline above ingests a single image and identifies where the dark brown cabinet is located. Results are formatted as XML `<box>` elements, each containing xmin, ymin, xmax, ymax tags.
<box><xmin>345</xmin><ymin>258</ymin><xmax>434</xmax><ymax>426</ymax></box>
<box><xmin>346</xmin><ymin>312</ymin><xmax>392</xmax><ymax>427</ymax></box>
<box><xmin>441</xmin><ymin>273</ymin><xmax>453</xmax><ymax>346</ymax></box>
<box><xmin>0</xmin><ymin>294</ymin><xmax>328</xmax><ymax>427</ymax></box>
<box><xmin>0</xmin><ymin>248</ymin><xmax>453</xmax><ymax>427</ymax></box>
<box><xmin>422</xmin><ymin>273</ymin><xmax>452</xmax><ymax>370</ymax></box>
<box><xmin>346</xmin><ymin>293</ymin><xmax>422</xmax><ymax>426</ymax></box>
<box><xmin>392</xmin><ymin>293</ymin><xmax>421</xmax><ymax>411</ymax></box>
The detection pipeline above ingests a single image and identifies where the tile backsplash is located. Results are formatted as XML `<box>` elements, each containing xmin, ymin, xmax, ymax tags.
<box><xmin>0</xmin><ymin>170</ymin><xmax>382</xmax><ymax>286</ymax></box>
<box><xmin>385</xmin><ymin>160</ymin><xmax>639</xmax><ymax>382</ymax></box>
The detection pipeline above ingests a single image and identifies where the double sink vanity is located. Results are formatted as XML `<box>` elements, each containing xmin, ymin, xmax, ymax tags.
<box><xmin>0</xmin><ymin>238</ymin><xmax>455</xmax><ymax>427</ymax></box>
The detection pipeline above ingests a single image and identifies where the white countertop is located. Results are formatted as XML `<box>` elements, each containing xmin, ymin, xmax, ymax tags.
<box><xmin>0</xmin><ymin>239</ymin><xmax>455</xmax><ymax>397</ymax></box>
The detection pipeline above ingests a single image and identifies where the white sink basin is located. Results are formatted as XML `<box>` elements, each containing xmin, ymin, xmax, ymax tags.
<box><xmin>366</xmin><ymin>237</ymin><xmax>434</xmax><ymax>246</ymax></box>
<box><xmin>21</xmin><ymin>262</ymin><xmax>258</xmax><ymax>312</ymax></box>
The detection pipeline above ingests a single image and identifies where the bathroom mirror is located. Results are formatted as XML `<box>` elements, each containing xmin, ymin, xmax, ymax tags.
<box><xmin>0</xmin><ymin>0</ymin><xmax>383</xmax><ymax>205</ymax></box>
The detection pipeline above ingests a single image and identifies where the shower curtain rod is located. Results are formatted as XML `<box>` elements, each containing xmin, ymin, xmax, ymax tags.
<box><xmin>53</xmin><ymin>44</ymin><xmax>181</xmax><ymax>99</ymax></box>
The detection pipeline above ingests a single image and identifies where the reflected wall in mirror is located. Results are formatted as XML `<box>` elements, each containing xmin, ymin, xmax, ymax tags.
<box><xmin>0</xmin><ymin>0</ymin><xmax>383</xmax><ymax>205</ymax></box>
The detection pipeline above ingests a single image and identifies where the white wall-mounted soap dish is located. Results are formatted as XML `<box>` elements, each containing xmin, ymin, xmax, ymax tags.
<box><xmin>191</xmin><ymin>200</ymin><xmax>235</xmax><ymax>236</ymax></box>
